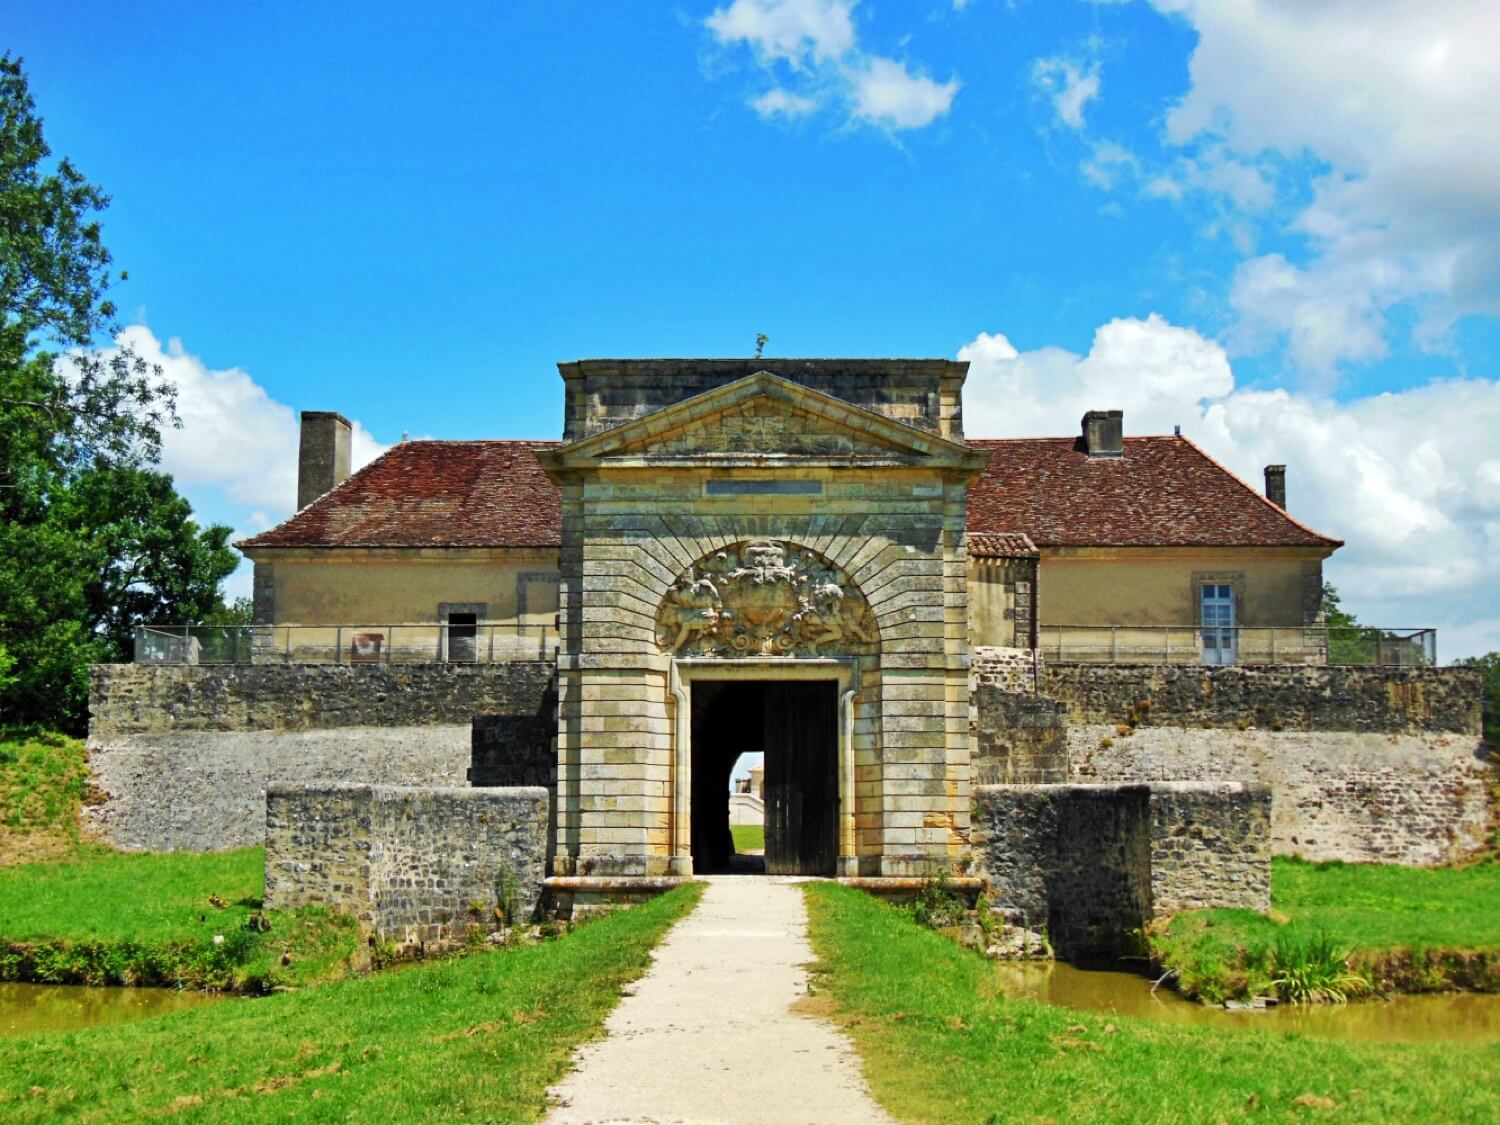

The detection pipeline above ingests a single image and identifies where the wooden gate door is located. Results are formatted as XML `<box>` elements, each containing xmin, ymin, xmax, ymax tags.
<box><xmin>763</xmin><ymin>681</ymin><xmax>838</xmax><ymax>876</ymax></box>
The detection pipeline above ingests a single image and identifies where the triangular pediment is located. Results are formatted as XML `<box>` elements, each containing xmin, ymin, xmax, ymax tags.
<box><xmin>536</xmin><ymin>372</ymin><xmax>987</xmax><ymax>471</ymax></box>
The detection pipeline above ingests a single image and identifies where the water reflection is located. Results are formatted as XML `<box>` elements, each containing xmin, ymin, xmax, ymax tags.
<box><xmin>993</xmin><ymin>961</ymin><xmax>1500</xmax><ymax>1044</ymax></box>
<box><xmin>0</xmin><ymin>982</ymin><xmax>226</xmax><ymax>1038</ymax></box>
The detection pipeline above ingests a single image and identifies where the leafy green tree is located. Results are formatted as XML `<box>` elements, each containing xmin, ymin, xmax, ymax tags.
<box><xmin>1321</xmin><ymin>581</ymin><xmax>1384</xmax><ymax>666</ymax></box>
<box><xmin>1456</xmin><ymin>652</ymin><xmax>1499</xmax><ymax>745</ymax></box>
<box><xmin>0</xmin><ymin>55</ymin><xmax>236</xmax><ymax>730</ymax></box>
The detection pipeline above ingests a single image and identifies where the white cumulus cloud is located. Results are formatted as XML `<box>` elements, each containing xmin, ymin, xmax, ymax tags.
<box><xmin>849</xmin><ymin>57</ymin><xmax>959</xmax><ymax>131</ymax></box>
<box><xmin>705</xmin><ymin>0</ymin><xmax>959</xmax><ymax>132</ymax></box>
<box><xmin>960</xmin><ymin>313</ymin><xmax>1500</xmax><ymax>658</ymax></box>
<box><xmin>103</xmin><ymin>325</ymin><xmax>385</xmax><ymax>517</ymax></box>
<box><xmin>1145</xmin><ymin>0</ymin><xmax>1500</xmax><ymax>372</ymax></box>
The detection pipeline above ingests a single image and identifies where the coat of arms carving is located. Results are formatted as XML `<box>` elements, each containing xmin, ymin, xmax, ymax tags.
<box><xmin>656</xmin><ymin>541</ymin><xmax>878</xmax><ymax>657</ymax></box>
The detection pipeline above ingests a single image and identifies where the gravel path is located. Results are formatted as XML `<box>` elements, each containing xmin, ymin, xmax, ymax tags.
<box><xmin>545</xmin><ymin>876</ymin><xmax>893</xmax><ymax>1125</ymax></box>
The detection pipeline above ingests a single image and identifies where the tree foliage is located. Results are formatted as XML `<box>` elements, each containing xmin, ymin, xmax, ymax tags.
<box><xmin>0</xmin><ymin>55</ymin><xmax>236</xmax><ymax>731</ymax></box>
<box><xmin>1456</xmin><ymin>652</ymin><xmax>1499</xmax><ymax>745</ymax></box>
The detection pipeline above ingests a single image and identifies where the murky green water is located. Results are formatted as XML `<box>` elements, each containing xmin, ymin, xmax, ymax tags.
<box><xmin>0</xmin><ymin>983</ymin><xmax>226</xmax><ymax>1038</ymax></box>
<box><xmin>994</xmin><ymin>962</ymin><xmax>1500</xmax><ymax>1044</ymax></box>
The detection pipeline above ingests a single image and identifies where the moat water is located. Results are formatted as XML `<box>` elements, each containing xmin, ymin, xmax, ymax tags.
<box><xmin>0</xmin><ymin>982</ymin><xmax>226</xmax><ymax>1037</ymax></box>
<box><xmin>993</xmin><ymin>962</ymin><xmax>1500</xmax><ymax>1044</ymax></box>
<box><xmin>2</xmin><ymin>969</ymin><xmax>1495</xmax><ymax>1043</ymax></box>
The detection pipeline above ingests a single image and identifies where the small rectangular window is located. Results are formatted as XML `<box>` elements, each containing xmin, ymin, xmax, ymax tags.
<box><xmin>447</xmin><ymin>612</ymin><xmax>478</xmax><ymax>663</ymax></box>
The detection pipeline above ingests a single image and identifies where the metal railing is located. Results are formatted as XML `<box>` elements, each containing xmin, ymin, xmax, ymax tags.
<box><xmin>133</xmin><ymin>622</ymin><xmax>560</xmax><ymax>665</ymax></box>
<box><xmin>1036</xmin><ymin>624</ymin><xmax>1436</xmax><ymax>667</ymax></box>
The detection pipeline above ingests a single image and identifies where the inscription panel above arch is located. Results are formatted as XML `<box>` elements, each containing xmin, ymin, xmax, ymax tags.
<box><xmin>655</xmin><ymin>540</ymin><xmax>879</xmax><ymax>659</ymax></box>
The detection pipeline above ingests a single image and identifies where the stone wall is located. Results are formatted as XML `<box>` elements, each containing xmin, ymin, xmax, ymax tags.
<box><xmin>89</xmin><ymin>661</ymin><xmax>556</xmax><ymax>735</ymax></box>
<box><xmin>972</xmin><ymin>646</ymin><xmax>1041</xmax><ymax>695</ymax></box>
<box><xmin>87</xmin><ymin>727</ymin><xmax>472</xmax><ymax>852</ymax></box>
<box><xmin>971</xmin><ymin>685</ymin><xmax>1067</xmax><ymax>784</ymax></box>
<box><xmin>1043</xmin><ymin>663</ymin><xmax>1481</xmax><ymax>735</ymax></box>
<box><xmin>469</xmin><ymin>709</ymin><xmax>558</xmax><ymax>790</ymax></box>
<box><xmin>1147</xmin><ymin>782</ymin><xmax>1271</xmax><ymax>913</ymax></box>
<box><xmin>264</xmin><ymin>783</ymin><xmax>550</xmax><ymax>942</ymax></box>
<box><xmin>86</xmin><ymin>662</ymin><xmax>557</xmax><ymax>852</ymax></box>
<box><xmin>1070</xmin><ymin>725</ymin><xmax>1490</xmax><ymax>865</ymax></box>
<box><xmin>972</xmin><ymin>784</ymin><xmax>1152</xmax><ymax>958</ymax></box>
<box><xmin>972</xmin><ymin>781</ymin><xmax>1270</xmax><ymax>956</ymax></box>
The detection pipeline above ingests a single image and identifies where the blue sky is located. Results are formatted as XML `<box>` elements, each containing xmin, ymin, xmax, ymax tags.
<box><xmin>10</xmin><ymin>1</ymin><xmax>1500</xmax><ymax>658</ymax></box>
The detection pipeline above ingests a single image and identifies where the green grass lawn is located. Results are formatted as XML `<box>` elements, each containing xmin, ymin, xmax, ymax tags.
<box><xmin>0</xmin><ymin>847</ymin><xmax>356</xmax><ymax>990</ymax></box>
<box><xmin>1153</xmin><ymin>858</ymin><xmax>1500</xmax><ymax>1001</ymax></box>
<box><xmin>805</xmin><ymin>881</ymin><xmax>1500</xmax><ymax>1124</ymax></box>
<box><xmin>0</xmin><ymin>883</ymin><xmax>701</xmax><ymax>1122</ymax></box>
<box><xmin>730</xmin><ymin>824</ymin><xmax>764</xmax><ymax>853</ymax></box>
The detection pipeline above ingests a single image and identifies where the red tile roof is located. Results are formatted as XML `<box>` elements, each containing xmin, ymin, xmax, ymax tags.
<box><xmin>966</xmin><ymin>532</ymin><xmax>1039</xmax><ymax>559</ymax></box>
<box><xmin>965</xmin><ymin>436</ymin><xmax>1340</xmax><ymax>549</ymax></box>
<box><xmin>239</xmin><ymin>433</ymin><xmax>1339</xmax><ymax>552</ymax></box>
<box><xmin>237</xmin><ymin>441</ymin><xmax>562</xmax><ymax>550</ymax></box>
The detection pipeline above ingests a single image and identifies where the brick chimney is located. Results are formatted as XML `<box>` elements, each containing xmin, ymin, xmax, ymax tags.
<box><xmin>298</xmin><ymin>411</ymin><xmax>352</xmax><ymax>509</ymax></box>
<box><xmin>1081</xmin><ymin>410</ymin><xmax>1123</xmax><ymax>458</ymax></box>
<box><xmin>1264</xmin><ymin>464</ymin><xmax>1287</xmax><ymax>510</ymax></box>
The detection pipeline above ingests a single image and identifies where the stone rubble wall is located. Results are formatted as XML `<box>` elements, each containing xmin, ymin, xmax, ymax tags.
<box><xmin>972</xmin><ymin>646</ymin><xmax>1041</xmax><ymax>695</ymax></box>
<box><xmin>972</xmin><ymin>781</ymin><xmax>1270</xmax><ymax>956</ymax></box>
<box><xmin>469</xmin><ymin>711</ymin><xmax>558</xmax><ymax>790</ymax></box>
<box><xmin>1147</xmin><ymin>782</ymin><xmax>1272</xmax><ymax>913</ymax></box>
<box><xmin>89</xmin><ymin>661</ymin><xmax>556</xmax><ymax>735</ymax></box>
<box><xmin>264</xmin><ymin>783</ymin><xmax>550</xmax><ymax>942</ymax></box>
<box><xmin>1042</xmin><ymin>663</ymin><xmax>1481</xmax><ymax>735</ymax></box>
<box><xmin>86</xmin><ymin>726</ymin><xmax>472</xmax><ymax>852</ymax></box>
<box><xmin>971</xmin><ymin>685</ymin><xmax>1067</xmax><ymax>785</ymax></box>
<box><xmin>1070</xmin><ymin>725</ymin><xmax>1490</xmax><ymax>865</ymax></box>
<box><xmin>972</xmin><ymin>784</ymin><xmax>1152</xmax><ymax>958</ymax></box>
<box><xmin>85</xmin><ymin>662</ymin><xmax>557</xmax><ymax>852</ymax></box>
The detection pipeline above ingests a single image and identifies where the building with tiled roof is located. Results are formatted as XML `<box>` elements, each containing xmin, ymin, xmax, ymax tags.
<box><xmin>237</xmin><ymin>366</ymin><xmax>1339</xmax><ymax>664</ymax></box>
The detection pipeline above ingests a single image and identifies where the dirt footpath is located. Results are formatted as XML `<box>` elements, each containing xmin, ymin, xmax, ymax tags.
<box><xmin>545</xmin><ymin>876</ymin><xmax>893</xmax><ymax>1125</ymax></box>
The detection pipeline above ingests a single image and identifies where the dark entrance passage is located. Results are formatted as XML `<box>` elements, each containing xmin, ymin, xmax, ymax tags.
<box><xmin>690</xmin><ymin>680</ymin><xmax>839</xmax><ymax>876</ymax></box>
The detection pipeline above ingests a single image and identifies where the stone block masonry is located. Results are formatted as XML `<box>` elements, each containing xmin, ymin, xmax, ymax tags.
<box><xmin>1043</xmin><ymin>663</ymin><xmax>1482</xmax><ymax>735</ymax></box>
<box><xmin>971</xmin><ymin>781</ymin><xmax>1269</xmax><ymax>957</ymax></box>
<box><xmin>265</xmin><ymin>783</ymin><xmax>550</xmax><ymax>943</ymax></box>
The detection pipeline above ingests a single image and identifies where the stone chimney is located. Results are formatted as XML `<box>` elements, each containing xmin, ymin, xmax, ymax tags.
<box><xmin>1264</xmin><ymin>464</ymin><xmax>1287</xmax><ymax>510</ymax></box>
<box><xmin>1081</xmin><ymin>410</ymin><xmax>1123</xmax><ymax>458</ymax></box>
<box><xmin>298</xmin><ymin>411</ymin><xmax>352</xmax><ymax>509</ymax></box>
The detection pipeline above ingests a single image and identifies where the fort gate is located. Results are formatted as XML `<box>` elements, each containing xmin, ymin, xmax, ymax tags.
<box><xmin>534</xmin><ymin>361</ymin><xmax>990</xmax><ymax>880</ymax></box>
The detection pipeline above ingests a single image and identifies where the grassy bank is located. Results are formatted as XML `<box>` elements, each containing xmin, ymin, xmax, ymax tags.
<box><xmin>0</xmin><ymin>883</ymin><xmax>701</xmax><ymax>1122</ymax></box>
<box><xmin>0</xmin><ymin>847</ymin><xmax>357</xmax><ymax>991</ymax></box>
<box><xmin>1153</xmin><ymin>858</ymin><xmax>1500</xmax><ymax>1002</ymax></box>
<box><xmin>0</xmin><ymin>730</ymin><xmax>89</xmax><ymax>866</ymax></box>
<box><xmin>805</xmin><ymin>882</ymin><xmax>1500</xmax><ymax>1123</ymax></box>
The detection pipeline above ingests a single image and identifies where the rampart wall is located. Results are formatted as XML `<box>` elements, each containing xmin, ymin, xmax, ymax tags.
<box><xmin>86</xmin><ymin>663</ymin><xmax>556</xmax><ymax>852</ymax></box>
<box><xmin>1042</xmin><ymin>663</ymin><xmax>1481</xmax><ymax>735</ymax></box>
<box><xmin>972</xmin><ymin>782</ymin><xmax>1269</xmax><ymax>957</ymax></box>
<box><xmin>89</xmin><ymin>662</ymin><xmax>555</xmax><ymax>734</ymax></box>
<box><xmin>264</xmin><ymin>784</ymin><xmax>550</xmax><ymax>942</ymax></box>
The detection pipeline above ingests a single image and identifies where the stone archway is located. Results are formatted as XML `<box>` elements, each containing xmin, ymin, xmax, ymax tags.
<box><xmin>656</xmin><ymin>541</ymin><xmax>877</xmax><ymax>877</ymax></box>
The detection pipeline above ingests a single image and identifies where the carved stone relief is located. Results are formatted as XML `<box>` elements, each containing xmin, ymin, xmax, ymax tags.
<box><xmin>655</xmin><ymin>540</ymin><xmax>879</xmax><ymax>657</ymax></box>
